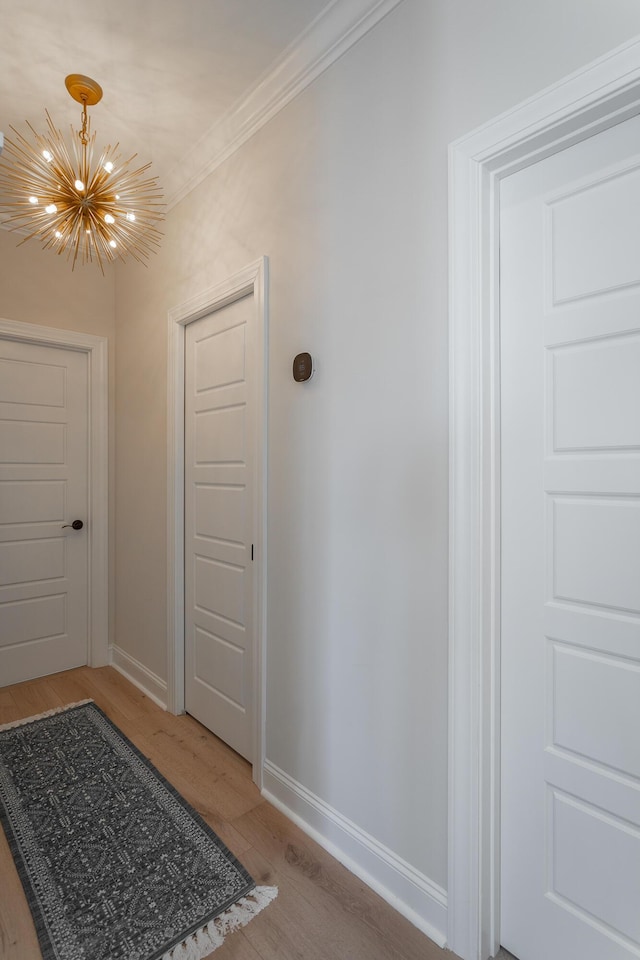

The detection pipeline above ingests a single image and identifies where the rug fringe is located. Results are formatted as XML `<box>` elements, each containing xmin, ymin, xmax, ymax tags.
<box><xmin>0</xmin><ymin>700</ymin><xmax>93</xmax><ymax>731</ymax></box>
<box><xmin>162</xmin><ymin>886</ymin><xmax>278</xmax><ymax>960</ymax></box>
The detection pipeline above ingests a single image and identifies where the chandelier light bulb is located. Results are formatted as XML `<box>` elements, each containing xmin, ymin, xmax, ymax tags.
<box><xmin>0</xmin><ymin>73</ymin><xmax>164</xmax><ymax>271</ymax></box>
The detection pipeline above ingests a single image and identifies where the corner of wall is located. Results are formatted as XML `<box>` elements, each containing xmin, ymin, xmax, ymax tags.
<box><xmin>109</xmin><ymin>644</ymin><xmax>168</xmax><ymax>710</ymax></box>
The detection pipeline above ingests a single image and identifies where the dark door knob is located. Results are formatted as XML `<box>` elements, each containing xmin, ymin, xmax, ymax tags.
<box><xmin>62</xmin><ymin>520</ymin><xmax>84</xmax><ymax>530</ymax></box>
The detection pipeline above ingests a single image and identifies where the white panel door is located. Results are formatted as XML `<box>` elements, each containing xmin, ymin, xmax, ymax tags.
<box><xmin>184</xmin><ymin>294</ymin><xmax>255</xmax><ymax>761</ymax></box>
<box><xmin>500</xmin><ymin>114</ymin><xmax>640</xmax><ymax>960</ymax></box>
<box><xmin>0</xmin><ymin>338</ymin><xmax>88</xmax><ymax>685</ymax></box>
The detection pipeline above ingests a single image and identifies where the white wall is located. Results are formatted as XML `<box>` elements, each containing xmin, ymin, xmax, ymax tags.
<box><xmin>113</xmin><ymin>0</ymin><xmax>640</xmax><ymax>941</ymax></box>
<box><xmin>0</xmin><ymin>229</ymin><xmax>116</xmax><ymax>650</ymax></box>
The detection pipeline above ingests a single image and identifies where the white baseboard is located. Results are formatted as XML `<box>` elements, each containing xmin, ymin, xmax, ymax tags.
<box><xmin>109</xmin><ymin>645</ymin><xmax>168</xmax><ymax>710</ymax></box>
<box><xmin>262</xmin><ymin>760</ymin><xmax>448</xmax><ymax>948</ymax></box>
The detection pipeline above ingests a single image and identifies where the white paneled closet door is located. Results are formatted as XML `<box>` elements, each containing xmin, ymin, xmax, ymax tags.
<box><xmin>500</xmin><ymin>114</ymin><xmax>640</xmax><ymax>960</ymax></box>
<box><xmin>184</xmin><ymin>293</ymin><xmax>256</xmax><ymax>762</ymax></box>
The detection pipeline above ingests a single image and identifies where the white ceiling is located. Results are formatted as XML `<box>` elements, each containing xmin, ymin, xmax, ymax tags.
<box><xmin>0</xmin><ymin>0</ymin><xmax>340</xmax><ymax>207</ymax></box>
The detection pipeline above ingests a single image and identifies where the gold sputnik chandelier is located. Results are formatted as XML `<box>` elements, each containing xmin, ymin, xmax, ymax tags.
<box><xmin>0</xmin><ymin>74</ymin><xmax>164</xmax><ymax>271</ymax></box>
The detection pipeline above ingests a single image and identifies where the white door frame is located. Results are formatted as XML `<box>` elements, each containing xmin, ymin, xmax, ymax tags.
<box><xmin>448</xmin><ymin>35</ymin><xmax>640</xmax><ymax>960</ymax></box>
<box><xmin>0</xmin><ymin>317</ymin><xmax>109</xmax><ymax>669</ymax></box>
<box><xmin>166</xmin><ymin>257</ymin><xmax>268</xmax><ymax>787</ymax></box>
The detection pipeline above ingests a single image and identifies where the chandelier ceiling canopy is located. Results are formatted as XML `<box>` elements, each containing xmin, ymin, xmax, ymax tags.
<box><xmin>0</xmin><ymin>74</ymin><xmax>164</xmax><ymax>272</ymax></box>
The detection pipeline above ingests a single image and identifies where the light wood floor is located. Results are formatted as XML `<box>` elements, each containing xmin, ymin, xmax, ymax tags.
<box><xmin>0</xmin><ymin>666</ymin><xmax>458</xmax><ymax>960</ymax></box>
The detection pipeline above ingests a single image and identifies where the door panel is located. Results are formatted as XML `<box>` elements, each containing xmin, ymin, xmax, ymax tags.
<box><xmin>0</xmin><ymin>420</ymin><xmax>66</xmax><ymax>462</ymax></box>
<box><xmin>500</xmin><ymin>115</ymin><xmax>640</xmax><ymax>959</ymax></box>
<box><xmin>550</xmin><ymin>163</ymin><xmax>640</xmax><ymax>302</ymax></box>
<box><xmin>0</xmin><ymin>480</ymin><xmax>65</xmax><ymax>523</ymax></box>
<box><xmin>184</xmin><ymin>294</ymin><xmax>255</xmax><ymax>761</ymax></box>
<box><xmin>550</xmin><ymin>335</ymin><xmax>640</xmax><ymax>451</ymax></box>
<box><xmin>550</xmin><ymin>642</ymin><xmax>640</xmax><ymax>779</ymax></box>
<box><xmin>551</xmin><ymin>496</ymin><xmax>640</xmax><ymax>612</ymax></box>
<box><xmin>549</xmin><ymin>789</ymin><xmax>640</xmax><ymax>942</ymax></box>
<box><xmin>0</xmin><ymin>339</ymin><xmax>88</xmax><ymax>686</ymax></box>
<box><xmin>0</xmin><ymin>538</ymin><xmax>65</xmax><ymax>586</ymax></box>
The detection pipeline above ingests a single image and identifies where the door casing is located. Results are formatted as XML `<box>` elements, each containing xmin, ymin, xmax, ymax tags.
<box><xmin>0</xmin><ymin>317</ymin><xmax>109</xmax><ymax>671</ymax></box>
<box><xmin>448</xmin><ymin>34</ymin><xmax>640</xmax><ymax>960</ymax></box>
<box><xmin>166</xmin><ymin>257</ymin><xmax>268</xmax><ymax>787</ymax></box>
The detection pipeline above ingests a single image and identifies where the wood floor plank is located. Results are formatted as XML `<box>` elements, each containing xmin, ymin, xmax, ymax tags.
<box><xmin>241</xmin><ymin>845</ymin><xmax>378</xmax><ymax>960</ymax></box>
<box><xmin>0</xmin><ymin>688</ymin><xmax>18</xmax><ymax>726</ymax></box>
<box><xmin>16</xmin><ymin>681</ymin><xmax>61</xmax><ymax>716</ymax></box>
<box><xmin>207</xmin><ymin>930</ymin><xmax>265</xmax><ymax>960</ymax></box>
<box><xmin>0</xmin><ymin>677</ymin><xmax>64</xmax><ymax>725</ymax></box>
<box><xmin>239</xmin><ymin>861</ymin><xmax>334</xmax><ymax>960</ymax></box>
<box><xmin>142</xmin><ymin>723</ymin><xmax>262</xmax><ymax>821</ymax></box>
<box><xmin>136</xmin><ymin>731</ymin><xmax>256</xmax><ymax>857</ymax></box>
<box><xmin>0</xmin><ymin>688</ymin><xmax>16</xmax><ymax>708</ymax></box>
<box><xmin>44</xmin><ymin>668</ymin><xmax>96</xmax><ymax>707</ymax></box>
<box><xmin>238</xmin><ymin>845</ymin><xmax>425</xmax><ymax>960</ymax></box>
<box><xmin>0</xmin><ymin>667</ymin><xmax>454</xmax><ymax>960</ymax></box>
<box><xmin>236</xmin><ymin>821</ymin><xmax>446</xmax><ymax>960</ymax></box>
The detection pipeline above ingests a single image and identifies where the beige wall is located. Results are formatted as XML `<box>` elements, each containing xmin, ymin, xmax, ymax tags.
<box><xmin>0</xmin><ymin>228</ymin><xmax>116</xmax><ymax>648</ymax></box>
<box><xmin>113</xmin><ymin>253</ymin><xmax>170</xmax><ymax>682</ymax></box>
<box><xmin>114</xmin><ymin>0</ymin><xmax>640</xmax><ymax>925</ymax></box>
<box><xmin>0</xmin><ymin>228</ymin><xmax>114</xmax><ymax>336</ymax></box>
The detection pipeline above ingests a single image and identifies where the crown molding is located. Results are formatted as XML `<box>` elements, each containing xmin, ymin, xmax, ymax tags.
<box><xmin>164</xmin><ymin>0</ymin><xmax>406</xmax><ymax>208</ymax></box>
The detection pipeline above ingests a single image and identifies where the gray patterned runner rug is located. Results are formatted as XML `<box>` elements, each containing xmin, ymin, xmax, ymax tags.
<box><xmin>0</xmin><ymin>700</ymin><xmax>277</xmax><ymax>960</ymax></box>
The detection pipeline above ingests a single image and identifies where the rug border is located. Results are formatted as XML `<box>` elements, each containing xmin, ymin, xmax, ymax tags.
<box><xmin>0</xmin><ymin>699</ymin><xmax>259</xmax><ymax>960</ymax></box>
<box><xmin>0</xmin><ymin>699</ymin><xmax>93</xmax><ymax>732</ymax></box>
